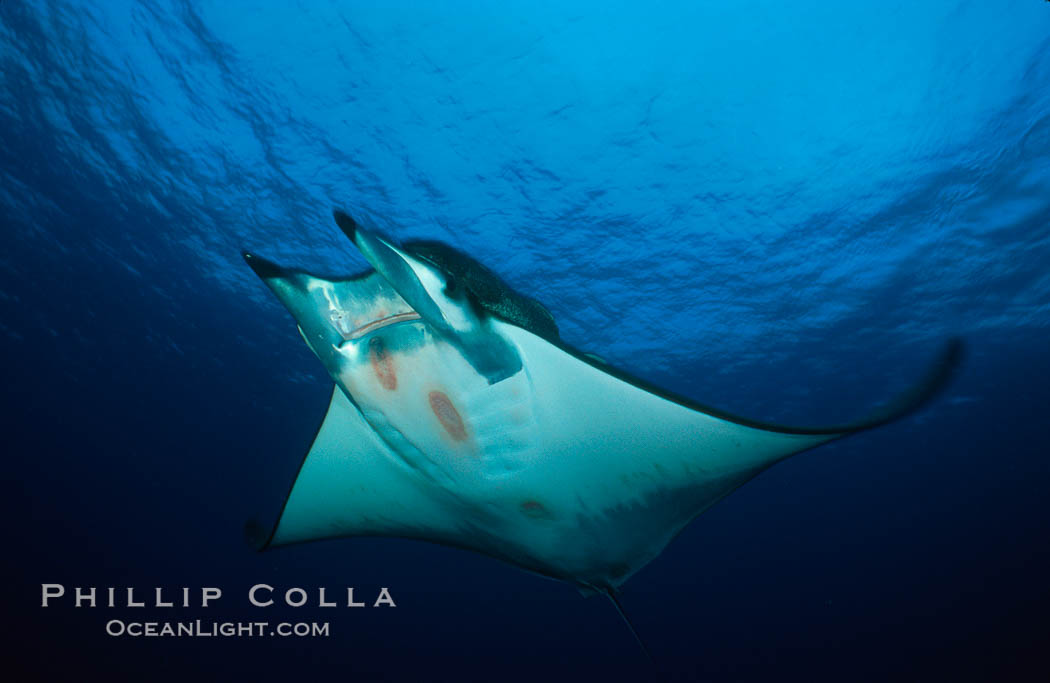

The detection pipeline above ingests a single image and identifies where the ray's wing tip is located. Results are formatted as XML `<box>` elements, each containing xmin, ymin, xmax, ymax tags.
<box><xmin>943</xmin><ymin>336</ymin><xmax>966</xmax><ymax>371</ymax></box>
<box><xmin>244</xmin><ymin>519</ymin><xmax>272</xmax><ymax>552</ymax></box>
<box><xmin>866</xmin><ymin>336</ymin><xmax>966</xmax><ymax>429</ymax></box>
<box><xmin>928</xmin><ymin>336</ymin><xmax>966</xmax><ymax>395</ymax></box>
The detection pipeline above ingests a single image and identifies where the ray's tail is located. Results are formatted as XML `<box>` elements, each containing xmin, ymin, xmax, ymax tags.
<box><xmin>605</xmin><ymin>589</ymin><xmax>656</xmax><ymax>665</ymax></box>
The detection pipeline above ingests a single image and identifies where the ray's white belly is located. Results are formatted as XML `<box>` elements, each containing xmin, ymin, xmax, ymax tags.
<box><xmin>335</xmin><ymin>326</ymin><xmax>540</xmax><ymax>488</ymax></box>
<box><xmin>329</xmin><ymin>322</ymin><xmax>682</xmax><ymax>585</ymax></box>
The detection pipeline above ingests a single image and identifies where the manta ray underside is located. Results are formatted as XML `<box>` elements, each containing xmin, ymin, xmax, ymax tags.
<box><xmin>243</xmin><ymin>210</ymin><xmax>961</xmax><ymax>649</ymax></box>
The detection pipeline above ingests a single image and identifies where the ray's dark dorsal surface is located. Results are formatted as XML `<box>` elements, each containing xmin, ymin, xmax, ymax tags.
<box><xmin>333</xmin><ymin>210</ymin><xmax>560</xmax><ymax>341</ymax></box>
<box><xmin>245</xmin><ymin>209</ymin><xmax>962</xmax><ymax>648</ymax></box>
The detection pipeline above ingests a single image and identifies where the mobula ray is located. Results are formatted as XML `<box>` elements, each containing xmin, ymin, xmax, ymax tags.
<box><xmin>243</xmin><ymin>210</ymin><xmax>961</xmax><ymax>650</ymax></box>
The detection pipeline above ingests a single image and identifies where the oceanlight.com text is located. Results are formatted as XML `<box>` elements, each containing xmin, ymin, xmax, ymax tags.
<box><xmin>104</xmin><ymin>619</ymin><xmax>330</xmax><ymax>638</ymax></box>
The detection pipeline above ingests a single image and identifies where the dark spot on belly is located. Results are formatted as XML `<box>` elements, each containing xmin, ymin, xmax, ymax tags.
<box><xmin>429</xmin><ymin>391</ymin><xmax>467</xmax><ymax>441</ymax></box>
<box><xmin>520</xmin><ymin>500</ymin><xmax>552</xmax><ymax>519</ymax></box>
<box><xmin>369</xmin><ymin>337</ymin><xmax>397</xmax><ymax>390</ymax></box>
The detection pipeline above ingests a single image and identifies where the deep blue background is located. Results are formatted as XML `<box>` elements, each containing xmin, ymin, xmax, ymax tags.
<box><xmin>2</xmin><ymin>1</ymin><xmax>1049</xmax><ymax>681</ymax></box>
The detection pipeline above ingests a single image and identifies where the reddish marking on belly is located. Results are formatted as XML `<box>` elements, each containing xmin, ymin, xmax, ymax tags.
<box><xmin>520</xmin><ymin>498</ymin><xmax>554</xmax><ymax>519</ymax></box>
<box><xmin>369</xmin><ymin>337</ymin><xmax>397</xmax><ymax>391</ymax></box>
<box><xmin>429</xmin><ymin>391</ymin><xmax>467</xmax><ymax>441</ymax></box>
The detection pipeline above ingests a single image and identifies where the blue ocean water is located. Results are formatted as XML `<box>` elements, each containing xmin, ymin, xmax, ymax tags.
<box><xmin>2</xmin><ymin>0</ymin><xmax>1048</xmax><ymax>680</ymax></box>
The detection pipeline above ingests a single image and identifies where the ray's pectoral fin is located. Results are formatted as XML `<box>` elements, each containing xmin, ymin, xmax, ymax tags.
<box><xmin>252</xmin><ymin>385</ymin><xmax>454</xmax><ymax>550</ymax></box>
<box><xmin>666</xmin><ymin>336</ymin><xmax>965</xmax><ymax>479</ymax></box>
<box><xmin>770</xmin><ymin>336</ymin><xmax>964</xmax><ymax>438</ymax></box>
<box><xmin>657</xmin><ymin>336</ymin><xmax>966</xmax><ymax>530</ymax></box>
<box><xmin>705</xmin><ymin>336</ymin><xmax>965</xmax><ymax>486</ymax></box>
